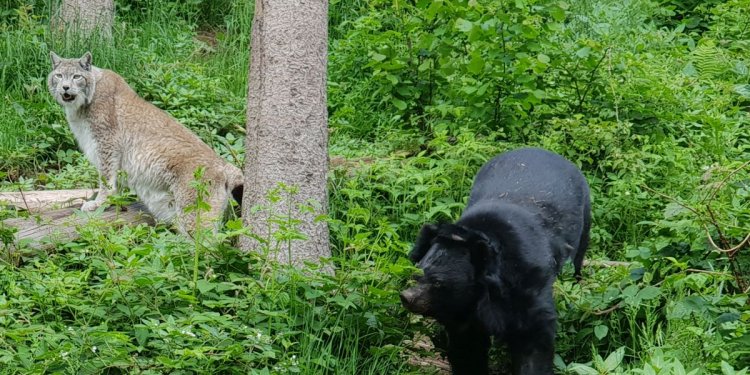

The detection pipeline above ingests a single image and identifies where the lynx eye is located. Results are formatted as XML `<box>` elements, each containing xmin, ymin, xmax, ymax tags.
<box><xmin>54</xmin><ymin>74</ymin><xmax>62</xmax><ymax>79</ymax></box>
<box><xmin>72</xmin><ymin>74</ymin><xmax>82</xmax><ymax>80</ymax></box>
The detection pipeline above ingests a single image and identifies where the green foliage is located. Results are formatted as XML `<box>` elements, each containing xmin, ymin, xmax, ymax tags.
<box><xmin>654</xmin><ymin>0</ymin><xmax>725</xmax><ymax>32</ymax></box>
<box><xmin>329</xmin><ymin>130</ymin><xmax>502</xmax><ymax>252</ymax></box>
<box><xmin>0</xmin><ymin>222</ymin><xmax>413</xmax><ymax>374</ymax></box>
<box><xmin>330</xmin><ymin>0</ymin><xmax>591</xmax><ymax>134</ymax></box>
<box><xmin>133</xmin><ymin>59</ymin><xmax>245</xmax><ymax>142</ymax></box>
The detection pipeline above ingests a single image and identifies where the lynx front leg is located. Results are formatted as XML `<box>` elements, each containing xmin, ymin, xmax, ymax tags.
<box><xmin>81</xmin><ymin>156</ymin><xmax>118</xmax><ymax>212</ymax></box>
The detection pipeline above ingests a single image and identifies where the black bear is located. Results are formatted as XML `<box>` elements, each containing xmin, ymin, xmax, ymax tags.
<box><xmin>400</xmin><ymin>147</ymin><xmax>591</xmax><ymax>375</ymax></box>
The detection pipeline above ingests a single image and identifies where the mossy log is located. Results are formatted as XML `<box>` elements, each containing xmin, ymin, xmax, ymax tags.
<box><xmin>1</xmin><ymin>190</ymin><xmax>154</xmax><ymax>251</ymax></box>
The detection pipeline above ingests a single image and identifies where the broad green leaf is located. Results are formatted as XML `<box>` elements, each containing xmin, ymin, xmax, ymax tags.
<box><xmin>734</xmin><ymin>61</ymin><xmax>748</xmax><ymax>76</ymax></box>
<box><xmin>664</xmin><ymin>202</ymin><xmax>689</xmax><ymax>218</ymax></box>
<box><xmin>733</xmin><ymin>84</ymin><xmax>750</xmax><ymax>98</ymax></box>
<box><xmin>418</xmin><ymin>59</ymin><xmax>432</xmax><ymax>72</ymax></box>
<box><xmin>371</xmin><ymin>52</ymin><xmax>387</xmax><ymax>62</ymax></box>
<box><xmin>134</xmin><ymin>325</ymin><xmax>150</xmax><ymax>347</ymax></box>
<box><xmin>468</xmin><ymin>52</ymin><xmax>485</xmax><ymax>74</ymax></box>
<box><xmin>537</xmin><ymin>53</ymin><xmax>550</xmax><ymax>64</ymax></box>
<box><xmin>476</xmin><ymin>83</ymin><xmax>490</xmax><ymax>96</ymax></box>
<box><xmin>568</xmin><ymin>363</ymin><xmax>599</xmax><ymax>375</ymax></box>
<box><xmin>621</xmin><ymin>284</ymin><xmax>639</xmax><ymax>300</ymax></box>
<box><xmin>603</xmin><ymin>346</ymin><xmax>625</xmax><ymax>372</ymax></box>
<box><xmin>455</xmin><ymin>18</ymin><xmax>473</xmax><ymax>33</ymax></box>
<box><xmin>669</xmin><ymin>295</ymin><xmax>709</xmax><ymax>319</ymax></box>
<box><xmin>636</xmin><ymin>285</ymin><xmax>661</xmax><ymax>301</ymax></box>
<box><xmin>553</xmin><ymin>355</ymin><xmax>567</xmax><ymax>370</ymax></box>
<box><xmin>594</xmin><ymin>324</ymin><xmax>609</xmax><ymax>340</ymax></box>
<box><xmin>196</xmin><ymin>279</ymin><xmax>216</xmax><ymax>294</ymax></box>
<box><xmin>643</xmin><ymin>364</ymin><xmax>658</xmax><ymax>375</ymax></box>
<box><xmin>392</xmin><ymin>98</ymin><xmax>407</xmax><ymax>110</ymax></box>
<box><xmin>548</xmin><ymin>6</ymin><xmax>566</xmax><ymax>22</ymax></box>
<box><xmin>722</xmin><ymin>361</ymin><xmax>735</xmax><ymax>375</ymax></box>
<box><xmin>576</xmin><ymin>46</ymin><xmax>591</xmax><ymax>58</ymax></box>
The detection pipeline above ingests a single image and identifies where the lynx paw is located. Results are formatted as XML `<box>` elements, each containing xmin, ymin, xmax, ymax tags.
<box><xmin>81</xmin><ymin>200</ymin><xmax>101</xmax><ymax>212</ymax></box>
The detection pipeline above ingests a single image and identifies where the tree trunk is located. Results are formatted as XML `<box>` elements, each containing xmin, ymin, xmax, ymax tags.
<box><xmin>241</xmin><ymin>0</ymin><xmax>330</xmax><ymax>265</ymax></box>
<box><xmin>53</xmin><ymin>0</ymin><xmax>114</xmax><ymax>40</ymax></box>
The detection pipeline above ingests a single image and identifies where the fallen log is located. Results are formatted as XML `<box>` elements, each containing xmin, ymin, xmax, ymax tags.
<box><xmin>0</xmin><ymin>189</ymin><xmax>97</xmax><ymax>212</ymax></box>
<box><xmin>1</xmin><ymin>190</ymin><xmax>154</xmax><ymax>251</ymax></box>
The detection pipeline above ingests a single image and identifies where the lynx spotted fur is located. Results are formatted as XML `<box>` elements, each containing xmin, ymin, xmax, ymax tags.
<box><xmin>47</xmin><ymin>51</ymin><xmax>243</xmax><ymax>233</ymax></box>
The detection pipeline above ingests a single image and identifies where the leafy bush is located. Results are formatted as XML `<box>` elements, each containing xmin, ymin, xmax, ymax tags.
<box><xmin>0</xmin><ymin>219</ymin><xmax>415</xmax><ymax>374</ymax></box>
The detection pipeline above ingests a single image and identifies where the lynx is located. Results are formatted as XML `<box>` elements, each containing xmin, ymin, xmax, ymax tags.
<box><xmin>47</xmin><ymin>51</ymin><xmax>243</xmax><ymax>233</ymax></box>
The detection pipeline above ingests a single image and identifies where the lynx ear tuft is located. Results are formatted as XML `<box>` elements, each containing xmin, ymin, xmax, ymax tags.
<box><xmin>50</xmin><ymin>51</ymin><xmax>61</xmax><ymax>68</ymax></box>
<box><xmin>79</xmin><ymin>51</ymin><xmax>93</xmax><ymax>71</ymax></box>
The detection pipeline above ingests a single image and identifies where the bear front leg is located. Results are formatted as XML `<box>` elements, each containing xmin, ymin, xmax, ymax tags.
<box><xmin>509</xmin><ymin>320</ymin><xmax>556</xmax><ymax>375</ymax></box>
<box><xmin>446</xmin><ymin>322</ymin><xmax>490</xmax><ymax>375</ymax></box>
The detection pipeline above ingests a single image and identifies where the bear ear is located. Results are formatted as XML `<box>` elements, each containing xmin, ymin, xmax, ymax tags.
<box><xmin>469</xmin><ymin>234</ymin><xmax>492</xmax><ymax>273</ymax></box>
<box><xmin>409</xmin><ymin>224</ymin><xmax>439</xmax><ymax>263</ymax></box>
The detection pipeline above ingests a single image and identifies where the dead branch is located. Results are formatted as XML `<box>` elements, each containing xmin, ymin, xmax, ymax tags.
<box><xmin>706</xmin><ymin>231</ymin><xmax>750</xmax><ymax>254</ymax></box>
<box><xmin>584</xmin><ymin>259</ymin><xmax>634</xmax><ymax>268</ymax></box>
<box><xmin>593</xmin><ymin>303</ymin><xmax>621</xmax><ymax>315</ymax></box>
<box><xmin>685</xmin><ymin>268</ymin><xmax>732</xmax><ymax>277</ymax></box>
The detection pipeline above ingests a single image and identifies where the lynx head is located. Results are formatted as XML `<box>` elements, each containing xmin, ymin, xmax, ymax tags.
<box><xmin>47</xmin><ymin>51</ymin><xmax>96</xmax><ymax>109</ymax></box>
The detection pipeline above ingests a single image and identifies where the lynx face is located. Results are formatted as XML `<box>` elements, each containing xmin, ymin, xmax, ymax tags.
<box><xmin>47</xmin><ymin>52</ymin><xmax>95</xmax><ymax>109</ymax></box>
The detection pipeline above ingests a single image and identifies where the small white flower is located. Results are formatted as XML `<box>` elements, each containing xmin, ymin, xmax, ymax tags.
<box><xmin>91</xmin><ymin>346</ymin><xmax>98</xmax><ymax>353</ymax></box>
<box><xmin>61</xmin><ymin>351</ymin><xmax>69</xmax><ymax>359</ymax></box>
<box><xmin>625</xmin><ymin>191</ymin><xmax>630</xmax><ymax>196</ymax></box>
<box><xmin>181</xmin><ymin>330</ymin><xmax>196</xmax><ymax>338</ymax></box>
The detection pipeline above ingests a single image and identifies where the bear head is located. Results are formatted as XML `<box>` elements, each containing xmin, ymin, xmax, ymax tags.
<box><xmin>400</xmin><ymin>223</ymin><xmax>492</xmax><ymax>325</ymax></box>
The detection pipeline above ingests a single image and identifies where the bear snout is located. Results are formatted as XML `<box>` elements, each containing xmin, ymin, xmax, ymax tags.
<box><xmin>400</xmin><ymin>286</ymin><xmax>429</xmax><ymax>314</ymax></box>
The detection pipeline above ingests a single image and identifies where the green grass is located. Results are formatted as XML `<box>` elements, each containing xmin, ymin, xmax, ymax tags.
<box><xmin>0</xmin><ymin>103</ymin><xmax>23</xmax><ymax>152</ymax></box>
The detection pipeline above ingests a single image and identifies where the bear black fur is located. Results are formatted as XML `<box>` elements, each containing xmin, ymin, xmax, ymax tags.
<box><xmin>400</xmin><ymin>147</ymin><xmax>591</xmax><ymax>375</ymax></box>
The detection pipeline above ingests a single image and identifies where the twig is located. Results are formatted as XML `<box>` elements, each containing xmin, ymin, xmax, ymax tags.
<box><xmin>643</xmin><ymin>176</ymin><xmax>750</xmax><ymax>291</ymax></box>
<box><xmin>642</xmin><ymin>183</ymin><xmax>750</xmax><ymax>254</ymax></box>
<box><xmin>685</xmin><ymin>268</ymin><xmax>731</xmax><ymax>277</ymax></box>
<box><xmin>700</xmin><ymin>160</ymin><xmax>750</xmax><ymax>253</ymax></box>
<box><xmin>576</xmin><ymin>47</ymin><xmax>611</xmax><ymax>113</ymax></box>
<box><xmin>593</xmin><ymin>303</ymin><xmax>621</xmax><ymax>315</ymax></box>
<box><xmin>641</xmin><ymin>184</ymin><xmax>702</xmax><ymax>217</ymax></box>
<box><xmin>706</xmin><ymin>231</ymin><xmax>750</xmax><ymax>254</ymax></box>
<box><xmin>703</xmin><ymin>160</ymin><xmax>750</xmax><ymax>204</ymax></box>
<box><xmin>14</xmin><ymin>181</ymin><xmax>30</xmax><ymax>212</ymax></box>
<box><xmin>584</xmin><ymin>259</ymin><xmax>634</xmax><ymax>267</ymax></box>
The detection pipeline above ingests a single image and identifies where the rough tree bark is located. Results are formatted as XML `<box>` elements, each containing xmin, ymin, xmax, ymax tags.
<box><xmin>53</xmin><ymin>0</ymin><xmax>114</xmax><ymax>39</ymax></box>
<box><xmin>241</xmin><ymin>0</ymin><xmax>330</xmax><ymax>265</ymax></box>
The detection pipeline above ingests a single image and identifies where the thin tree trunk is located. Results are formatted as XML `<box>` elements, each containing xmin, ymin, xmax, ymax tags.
<box><xmin>241</xmin><ymin>0</ymin><xmax>330</xmax><ymax>265</ymax></box>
